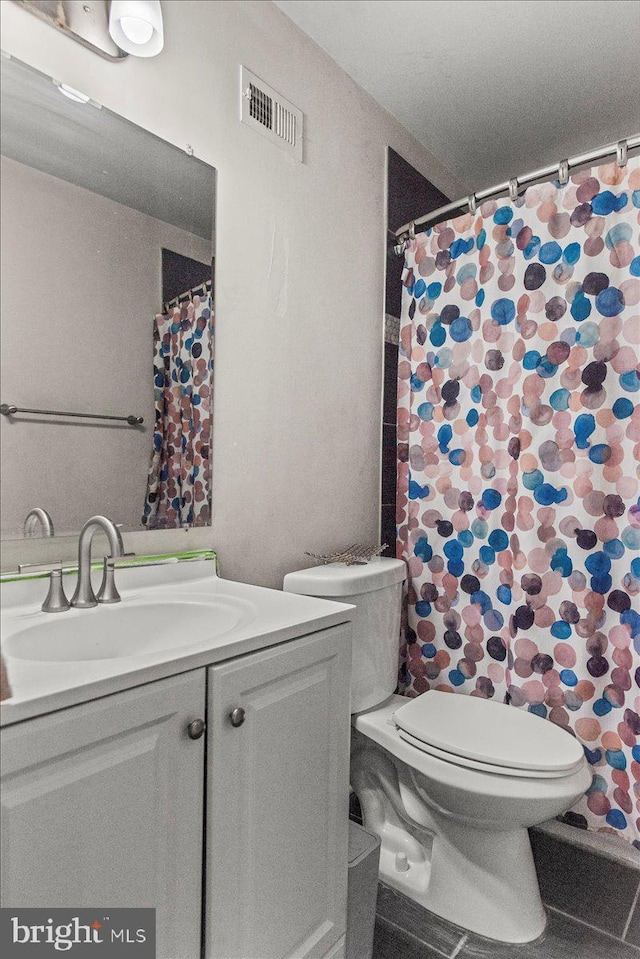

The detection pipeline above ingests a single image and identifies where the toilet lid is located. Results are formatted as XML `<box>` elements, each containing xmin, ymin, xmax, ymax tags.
<box><xmin>393</xmin><ymin>690</ymin><xmax>585</xmax><ymax>773</ymax></box>
<box><xmin>396</xmin><ymin>729</ymin><xmax>583</xmax><ymax>778</ymax></box>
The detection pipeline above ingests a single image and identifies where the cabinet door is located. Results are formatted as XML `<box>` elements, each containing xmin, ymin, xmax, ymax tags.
<box><xmin>1</xmin><ymin>671</ymin><xmax>206</xmax><ymax>959</ymax></box>
<box><xmin>206</xmin><ymin>626</ymin><xmax>351</xmax><ymax>959</ymax></box>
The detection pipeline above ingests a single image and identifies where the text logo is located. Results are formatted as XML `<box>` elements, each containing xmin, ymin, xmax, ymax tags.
<box><xmin>0</xmin><ymin>909</ymin><xmax>155</xmax><ymax>957</ymax></box>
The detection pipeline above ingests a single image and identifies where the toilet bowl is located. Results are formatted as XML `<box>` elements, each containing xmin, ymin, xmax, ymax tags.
<box><xmin>283</xmin><ymin>557</ymin><xmax>592</xmax><ymax>944</ymax></box>
<box><xmin>351</xmin><ymin>693</ymin><xmax>591</xmax><ymax>943</ymax></box>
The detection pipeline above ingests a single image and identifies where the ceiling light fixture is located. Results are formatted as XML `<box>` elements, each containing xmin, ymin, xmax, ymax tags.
<box><xmin>108</xmin><ymin>0</ymin><xmax>164</xmax><ymax>58</ymax></box>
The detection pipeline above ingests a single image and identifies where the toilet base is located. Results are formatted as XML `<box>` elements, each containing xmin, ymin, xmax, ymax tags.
<box><xmin>351</xmin><ymin>734</ymin><xmax>548</xmax><ymax>944</ymax></box>
<box><xmin>377</xmin><ymin>819</ymin><xmax>547</xmax><ymax>944</ymax></box>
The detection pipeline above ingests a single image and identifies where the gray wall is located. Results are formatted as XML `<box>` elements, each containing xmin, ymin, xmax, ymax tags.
<box><xmin>0</xmin><ymin>0</ymin><xmax>464</xmax><ymax>585</ymax></box>
<box><xmin>0</xmin><ymin>156</ymin><xmax>211</xmax><ymax>537</ymax></box>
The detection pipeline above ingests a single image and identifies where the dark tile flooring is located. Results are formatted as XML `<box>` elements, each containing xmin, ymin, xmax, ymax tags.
<box><xmin>373</xmin><ymin>882</ymin><xmax>640</xmax><ymax>959</ymax></box>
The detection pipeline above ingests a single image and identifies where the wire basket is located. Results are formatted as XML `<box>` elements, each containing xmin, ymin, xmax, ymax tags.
<box><xmin>304</xmin><ymin>544</ymin><xmax>388</xmax><ymax>567</ymax></box>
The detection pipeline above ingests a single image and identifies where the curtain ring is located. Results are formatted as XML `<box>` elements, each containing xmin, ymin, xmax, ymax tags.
<box><xmin>558</xmin><ymin>159</ymin><xmax>569</xmax><ymax>185</ymax></box>
<box><xmin>509</xmin><ymin>177</ymin><xmax>519</xmax><ymax>202</ymax></box>
<box><xmin>408</xmin><ymin>221</ymin><xmax>416</xmax><ymax>240</ymax></box>
<box><xmin>468</xmin><ymin>193</ymin><xmax>477</xmax><ymax>215</ymax></box>
<box><xmin>617</xmin><ymin>139</ymin><xmax>628</xmax><ymax>168</ymax></box>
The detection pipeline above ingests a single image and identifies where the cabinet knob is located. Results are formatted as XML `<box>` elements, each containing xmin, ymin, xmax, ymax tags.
<box><xmin>229</xmin><ymin>706</ymin><xmax>246</xmax><ymax>727</ymax></box>
<box><xmin>187</xmin><ymin>718</ymin><xmax>206</xmax><ymax>740</ymax></box>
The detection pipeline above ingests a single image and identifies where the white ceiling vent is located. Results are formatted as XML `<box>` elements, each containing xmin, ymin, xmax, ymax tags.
<box><xmin>241</xmin><ymin>67</ymin><xmax>303</xmax><ymax>162</ymax></box>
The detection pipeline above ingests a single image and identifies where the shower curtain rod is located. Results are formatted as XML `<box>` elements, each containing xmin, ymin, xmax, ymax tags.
<box><xmin>394</xmin><ymin>134</ymin><xmax>640</xmax><ymax>247</ymax></box>
<box><xmin>164</xmin><ymin>278</ymin><xmax>213</xmax><ymax>311</ymax></box>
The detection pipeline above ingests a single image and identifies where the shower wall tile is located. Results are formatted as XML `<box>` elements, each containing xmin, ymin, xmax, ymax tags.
<box><xmin>383</xmin><ymin>148</ymin><xmax>449</xmax><ymax>557</ymax></box>
<box><xmin>385</xmin><ymin>313</ymin><xmax>400</xmax><ymax>344</ymax></box>
<box><xmin>382</xmin><ymin>425</ymin><xmax>396</xmax><ymax>506</ymax></box>
<box><xmin>383</xmin><ymin>342</ymin><xmax>399</xmax><ymax>425</ymax></box>
<box><xmin>624</xmin><ymin>891</ymin><xmax>640</xmax><ymax>948</ymax></box>
<box><xmin>530</xmin><ymin>828</ymin><xmax>640</xmax><ymax>939</ymax></box>
<box><xmin>381</xmin><ymin>504</ymin><xmax>396</xmax><ymax>558</ymax></box>
<box><xmin>386</xmin><ymin>148</ymin><xmax>449</xmax><ymax>319</ymax></box>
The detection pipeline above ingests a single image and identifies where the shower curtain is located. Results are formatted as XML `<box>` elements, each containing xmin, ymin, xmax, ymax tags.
<box><xmin>397</xmin><ymin>157</ymin><xmax>640</xmax><ymax>845</ymax></box>
<box><xmin>142</xmin><ymin>293</ymin><xmax>214</xmax><ymax>529</ymax></box>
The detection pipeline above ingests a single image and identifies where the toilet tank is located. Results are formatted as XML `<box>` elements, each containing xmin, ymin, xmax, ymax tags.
<box><xmin>283</xmin><ymin>557</ymin><xmax>406</xmax><ymax>713</ymax></box>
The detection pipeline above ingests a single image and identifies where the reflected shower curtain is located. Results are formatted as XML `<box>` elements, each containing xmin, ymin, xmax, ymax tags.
<box><xmin>397</xmin><ymin>157</ymin><xmax>640</xmax><ymax>844</ymax></box>
<box><xmin>142</xmin><ymin>294</ymin><xmax>214</xmax><ymax>529</ymax></box>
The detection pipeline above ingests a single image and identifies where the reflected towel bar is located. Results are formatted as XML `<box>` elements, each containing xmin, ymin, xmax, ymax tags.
<box><xmin>0</xmin><ymin>404</ymin><xmax>144</xmax><ymax>426</ymax></box>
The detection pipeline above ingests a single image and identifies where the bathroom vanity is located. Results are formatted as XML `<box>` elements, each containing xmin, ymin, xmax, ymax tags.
<box><xmin>0</xmin><ymin>560</ymin><xmax>353</xmax><ymax>959</ymax></box>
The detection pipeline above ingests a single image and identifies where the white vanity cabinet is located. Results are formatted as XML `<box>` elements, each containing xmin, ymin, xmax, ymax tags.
<box><xmin>206</xmin><ymin>625</ymin><xmax>351</xmax><ymax>959</ymax></box>
<box><xmin>0</xmin><ymin>623</ymin><xmax>352</xmax><ymax>959</ymax></box>
<box><xmin>0</xmin><ymin>671</ymin><xmax>206</xmax><ymax>959</ymax></box>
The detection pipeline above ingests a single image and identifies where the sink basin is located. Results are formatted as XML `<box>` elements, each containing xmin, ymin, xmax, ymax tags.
<box><xmin>0</xmin><ymin>559</ymin><xmax>354</xmax><ymax>724</ymax></box>
<box><xmin>5</xmin><ymin>597</ymin><xmax>252</xmax><ymax>662</ymax></box>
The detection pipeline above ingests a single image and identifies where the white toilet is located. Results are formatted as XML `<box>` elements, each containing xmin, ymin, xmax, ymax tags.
<box><xmin>284</xmin><ymin>557</ymin><xmax>591</xmax><ymax>944</ymax></box>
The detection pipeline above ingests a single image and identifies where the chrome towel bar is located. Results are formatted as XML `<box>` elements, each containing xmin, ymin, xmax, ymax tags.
<box><xmin>0</xmin><ymin>404</ymin><xmax>143</xmax><ymax>426</ymax></box>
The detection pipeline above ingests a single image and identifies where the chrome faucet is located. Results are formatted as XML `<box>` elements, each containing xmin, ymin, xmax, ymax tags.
<box><xmin>70</xmin><ymin>516</ymin><xmax>126</xmax><ymax>609</ymax></box>
<box><xmin>24</xmin><ymin>508</ymin><xmax>54</xmax><ymax>537</ymax></box>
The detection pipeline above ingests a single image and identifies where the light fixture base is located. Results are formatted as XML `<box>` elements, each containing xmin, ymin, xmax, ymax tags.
<box><xmin>12</xmin><ymin>1</ymin><xmax>129</xmax><ymax>62</ymax></box>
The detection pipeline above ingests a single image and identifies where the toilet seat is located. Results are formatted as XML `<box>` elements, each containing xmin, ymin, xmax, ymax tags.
<box><xmin>396</xmin><ymin>728</ymin><xmax>585</xmax><ymax>779</ymax></box>
<box><xmin>392</xmin><ymin>689</ymin><xmax>585</xmax><ymax>777</ymax></box>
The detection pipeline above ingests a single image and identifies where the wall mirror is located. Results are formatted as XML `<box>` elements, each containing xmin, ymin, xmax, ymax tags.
<box><xmin>0</xmin><ymin>55</ymin><xmax>217</xmax><ymax>541</ymax></box>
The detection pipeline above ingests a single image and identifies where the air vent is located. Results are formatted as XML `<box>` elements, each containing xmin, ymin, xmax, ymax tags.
<box><xmin>241</xmin><ymin>67</ymin><xmax>303</xmax><ymax>162</ymax></box>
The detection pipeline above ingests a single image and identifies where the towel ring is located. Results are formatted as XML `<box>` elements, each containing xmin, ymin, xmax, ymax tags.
<box><xmin>617</xmin><ymin>139</ymin><xmax>628</xmax><ymax>168</ymax></box>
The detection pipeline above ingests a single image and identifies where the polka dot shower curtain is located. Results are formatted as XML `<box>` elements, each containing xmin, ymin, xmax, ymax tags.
<box><xmin>396</xmin><ymin>156</ymin><xmax>640</xmax><ymax>846</ymax></box>
<box><xmin>142</xmin><ymin>293</ymin><xmax>214</xmax><ymax>529</ymax></box>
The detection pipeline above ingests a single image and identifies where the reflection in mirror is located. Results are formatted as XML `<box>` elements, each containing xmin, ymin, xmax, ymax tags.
<box><xmin>0</xmin><ymin>56</ymin><xmax>216</xmax><ymax>540</ymax></box>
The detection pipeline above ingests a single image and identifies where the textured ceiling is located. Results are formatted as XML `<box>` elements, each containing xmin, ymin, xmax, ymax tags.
<box><xmin>275</xmin><ymin>0</ymin><xmax>640</xmax><ymax>195</ymax></box>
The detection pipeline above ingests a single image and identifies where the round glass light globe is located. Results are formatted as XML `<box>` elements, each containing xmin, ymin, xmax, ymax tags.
<box><xmin>119</xmin><ymin>16</ymin><xmax>154</xmax><ymax>45</ymax></box>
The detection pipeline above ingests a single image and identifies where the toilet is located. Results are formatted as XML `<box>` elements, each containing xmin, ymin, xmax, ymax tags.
<box><xmin>283</xmin><ymin>557</ymin><xmax>591</xmax><ymax>944</ymax></box>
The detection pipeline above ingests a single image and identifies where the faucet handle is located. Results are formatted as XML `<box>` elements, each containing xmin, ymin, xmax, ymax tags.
<box><xmin>42</xmin><ymin>569</ymin><xmax>70</xmax><ymax>613</ymax></box>
<box><xmin>104</xmin><ymin>553</ymin><xmax>136</xmax><ymax>568</ymax></box>
<box><xmin>15</xmin><ymin>562</ymin><xmax>70</xmax><ymax>612</ymax></box>
<box><xmin>18</xmin><ymin>560</ymin><xmax>66</xmax><ymax>575</ymax></box>
<box><xmin>96</xmin><ymin>554</ymin><xmax>136</xmax><ymax>605</ymax></box>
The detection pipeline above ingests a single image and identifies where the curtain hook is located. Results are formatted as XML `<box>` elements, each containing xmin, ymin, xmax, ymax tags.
<box><xmin>468</xmin><ymin>193</ymin><xmax>477</xmax><ymax>215</ymax></box>
<box><xmin>558</xmin><ymin>159</ymin><xmax>569</xmax><ymax>185</ymax></box>
<box><xmin>509</xmin><ymin>177</ymin><xmax>519</xmax><ymax>202</ymax></box>
<box><xmin>616</xmin><ymin>139</ymin><xmax>628</xmax><ymax>168</ymax></box>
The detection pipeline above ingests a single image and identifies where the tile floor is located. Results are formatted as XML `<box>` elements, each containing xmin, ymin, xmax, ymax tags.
<box><xmin>373</xmin><ymin>882</ymin><xmax>640</xmax><ymax>959</ymax></box>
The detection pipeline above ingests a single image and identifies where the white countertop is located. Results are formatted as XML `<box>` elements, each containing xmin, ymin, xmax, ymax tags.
<box><xmin>1</xmin><ymin>562</ymin><xmax>354</xmax><ymax>726</ymax></box>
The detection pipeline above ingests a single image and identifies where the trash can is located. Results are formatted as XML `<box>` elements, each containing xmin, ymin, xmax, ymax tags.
<box><xmin>346</xmin><ymin>821</ymin><xmax>381</xmax><ymax>959</ymax></box>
